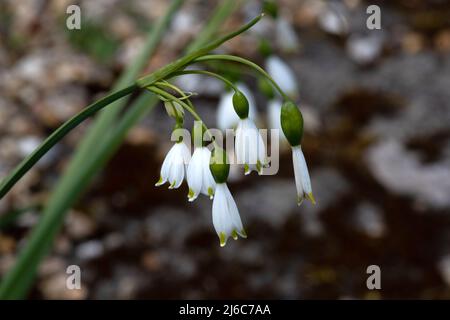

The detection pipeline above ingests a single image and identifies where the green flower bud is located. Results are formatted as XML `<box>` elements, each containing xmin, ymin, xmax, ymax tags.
<box><xmin>263</xmin><ymin>0</ymin><xmax>278</xmax><ymax>19</ymax></box>
<box><xmin>209</xmin><ymin>147</ymin><xmax>230</xmax><ymax>184</ymax></box>
<box><xmin>280</xmin><ymin>101</ymin><xmax>304</xmax><ymax>146</ymax></box>
<box><xmin>164</xmin><ymin>100</ymin><xmax>184</xmax><ymax>120</ymax></box>
<box><xmin>232</xmin><ymin>90</ymin><xmax>249</xmax><ymax>119</ymax></box>
<box><xmin>258</xmin><ymin>77</ymin><xmax>275</xmax><ymax>100</ymax></box>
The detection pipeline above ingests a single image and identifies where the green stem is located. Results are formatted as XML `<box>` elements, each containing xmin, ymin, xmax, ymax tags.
<box><xmin>155</xmin><ymin>81</ymin><xmax>191</xmax><ymax>98</ymax></box>
<box><xmin>168</xmin><ymin>70</ymin><xmax>238</xmax><ymax>92</ymax></box>
<box><xmin>194</xmin><ymin>54</ymin><xmax>291</xmax><ymax>101</ymax></box>
<box><xmin>147</xmin><ymin>86</ymin><xmax>202</xmax><ymax>122</ymax></box>
<box><xmin>147</xmin><ymin>86</ymin><xmax>217</xmax><ymax>146</ymax></box>
<box><xmin>0</xmin><ymin>84</ymin><xmax>137</xmax><ymax>199</ymax></box>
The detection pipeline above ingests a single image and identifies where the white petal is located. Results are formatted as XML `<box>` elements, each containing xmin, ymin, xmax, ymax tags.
<box><xmin>167</xmin><ymin>142</ymin><xmax>190</xmax><ymax>189</ymax></box>
<box><xmin>156</xmin><ymin>144</ymin><xmax>177</xmax><ymax>186</ymax></box>
<box><xmin>266</xmin><ymin>56</ymin><xmax>298</xmax><ymax>100</ymax></box>
<box><xmin>200</xmin><ymin>147</ymin><xmax>216</xmax><ymax>198</ymax></box>
<box><xmin>223</xmin><ymin>183</ymin><xmax>245</xmax><ymax>238</ymax></box>
<box><xmin>235</xmin><ymin>120</ymin><xmax>245</xmax><ymax>165</ymax></box>
<box><xmin>255</xmin><ymin>124</ymin><xmax>268</xmax><ymax>168</ymax></box>
<box><xmin>292</xmin><ymin>146</ymin><xmax>305</xmax><ymax>203</ymax></box>
<box><xmin>217</xmin><ymin>91</ymin><xmax>238</xmax><ymax>130</ymax></box>
<box><xmin>296</xmin><ymin>146</ymin><xmax>312</xmax><ymax>196</ymax></box>
<box><xmin>168</xmin><ymin>162</ymin><xmax>182</xmax><ymax>189</ymax></box>
<box><xmin>235</xmin><ymin>119</ymin><xmax>267</xmax><ymax>174</ymax></box>
<box><xmin>186</xmin><ymin>148</ymin><xmax>203</xmax><ymax>201</ymax></box>
<box><xmin>292</xmin><ymin>146</ymin><xmax>314</xmax><ymax>204</ymax></box>
<box><xmin>178</xmin><ymin>142</ymin><xmax>191</xmax><ymax>165</ymax></box>
<box><xmin>212</xmin><ymin>183</ymin><xmax>234</xmax><ymax>246</ymax></box>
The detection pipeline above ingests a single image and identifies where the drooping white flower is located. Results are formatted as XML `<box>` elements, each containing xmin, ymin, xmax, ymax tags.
<box><xmin>235</xmin><ymin>118</ymin><xmax>268</xmax><ymax>175</ymax></box>
<box><xmin>212</xmin><ymin>183</ymin><xmax>247</xmax><ymax>246</ymax></box>
<box><xmin>276</xmin><ymin>17</ymin><xmax>300</xmax><ymax>53</ymax></box>
<box><xmin>155</xmin><ymin>142</ymin><xmax>191</xmax><ymax>189</ymax></box>
<box><xmin>267</xmin><ymin>98</ymin><xmax>287</xmax><ymax>142</ymax></box>
<box><xmin>265</xmin><ymin>55</ymin><xmax>298</xmax><ymax>100</ymax></box>
<box><xmin>292</xmin><ymin>145</ymin><xmax>315</xmax><ymax>205</ymax></box>
<box><xmin>217</xmin><ymin>83</ymin><xmax>257</xmax><ymax>130</ymax></box>
<box><xmin>186</xmin><ymin>146</ymin><xmax>216</xmax><ymax>201</ymax></box>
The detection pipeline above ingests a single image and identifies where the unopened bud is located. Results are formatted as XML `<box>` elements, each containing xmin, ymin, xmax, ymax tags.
<box><xmin>280</xmin><ymin>101</ymin><xmax>303</xmax><ymax>146</ymax></box>
<box><xmin>209</xmin><ymin>147</ymin><xmax>230</xmax><ymax>184</ymax></box>
<box><xmin>232</xmin><ymin>91</ymin><xmax>249</xmax><ymax>119</ymax></box>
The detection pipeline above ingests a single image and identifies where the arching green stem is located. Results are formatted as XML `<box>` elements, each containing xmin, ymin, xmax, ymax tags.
<box><xmin>168</xmin><ymin>70</ymin><xmax>239</xmax><ymax>92</ymax></box>
<box><xmin>193</xmin><ymin>54</ymin><xmax>291</xmax><ymax>101</ymax></box>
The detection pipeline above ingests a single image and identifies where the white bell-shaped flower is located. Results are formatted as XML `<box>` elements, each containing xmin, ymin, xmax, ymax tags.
<box><xmin>186</xmin><ymin>146</ymin><xmax>216</xmax><ymax>201</ymax></box>
<box><xmin>217</xmin><ymin>83</ymin><xmax>257</xmax><ymax>130</ymax></box>
<box><xmin>292</xmin><ymin>145</ymin><xmax>315</xmax><ymax>205</ymax></box>
<box><xmin>267</xmin><ymin>98</ymin><xmax>287</xmax><ymax>142</ymax></box>
<box><xmin>212</xmin><ymin>183</ymin><xmax>247</xmax><ymax>246</ymax></box>
<box><xmin>235</xmin><ymin>118</ymin><xmax>268</xmax><ymax>175</ymax></box>
<box><xmin>265</xmin><ymin>55</ymin><xmax>298</xmax><ymax>99</ymax></box>
<box><xmin>155</xmin><ymin>142</ymin><xmax>191</xmax><ymax>189</ymax></box>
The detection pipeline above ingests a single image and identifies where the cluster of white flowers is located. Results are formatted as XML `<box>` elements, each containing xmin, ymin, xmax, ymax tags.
<box><xmin>155</xmin><ymin>58</ymin><xmax>314</xmax><ymax>246</ymax></box>
<box><xmin>154</xmin><ymin>7</ymin><xmax>314</xmax><ymax>246</ymax></box>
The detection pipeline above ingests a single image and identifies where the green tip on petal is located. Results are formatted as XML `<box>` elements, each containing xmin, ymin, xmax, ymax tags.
<box><xmin>188</xmin><ymin>188</ymin><xmax>196</xmax><ymax>201</ymax></box>
<box><xmin>240</xmin><ymin>228</ymin><xmax>248</xmax><ymax>238</ymax></box>
<box><xmin>155</xmin><ymin>176</ymin><xmax>164</xmax><ymax>186</ymax></box>
<box><xmin>208</xmin><ymin>187</ymin><xmax>214</xmax><ymax>200</ymax></box>
<box><xmin>231</xmin><ymin>230</ymin><xmax>238</xmax><ymax>240</ymax></box>
<box><xmin>307</xmin><ymin>192</ymin><xmax>316</xmax><ymax>205</ymax></box>
<box><xmin>297</xmin><ymin>196</ymin><xmax>304</xmax><ymax>206</ymax></box>
<box><xmin>169</xmin><ymin>180</ymin><xmax>176</xmax><ymax>189</ymax></box>
<box><xmin>256</xmin><ymin>160</ymin><xmax>262</xmax><ymax>174</ymax></box>
<box><xmin>219</xmin><ymin>232</ymin><xmax>227</xmax><ymax>247</ymax></box>
<box><xmin>244</xmin><ymin>164</ymin><xmax>250</xmax><ymax>175</ymax></box>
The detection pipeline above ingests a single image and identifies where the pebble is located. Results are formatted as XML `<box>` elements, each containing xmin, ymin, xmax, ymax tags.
<box><xmin>75</xmin><ymin>240</ymin><xmax>104</xmax><ymax>261</ymax></box>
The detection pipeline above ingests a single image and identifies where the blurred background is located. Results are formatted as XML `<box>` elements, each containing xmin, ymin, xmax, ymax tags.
<box><xmin>1</xmin><ymin>0</ymin><xmax>450</xmax><ymax>299</ymax></box>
